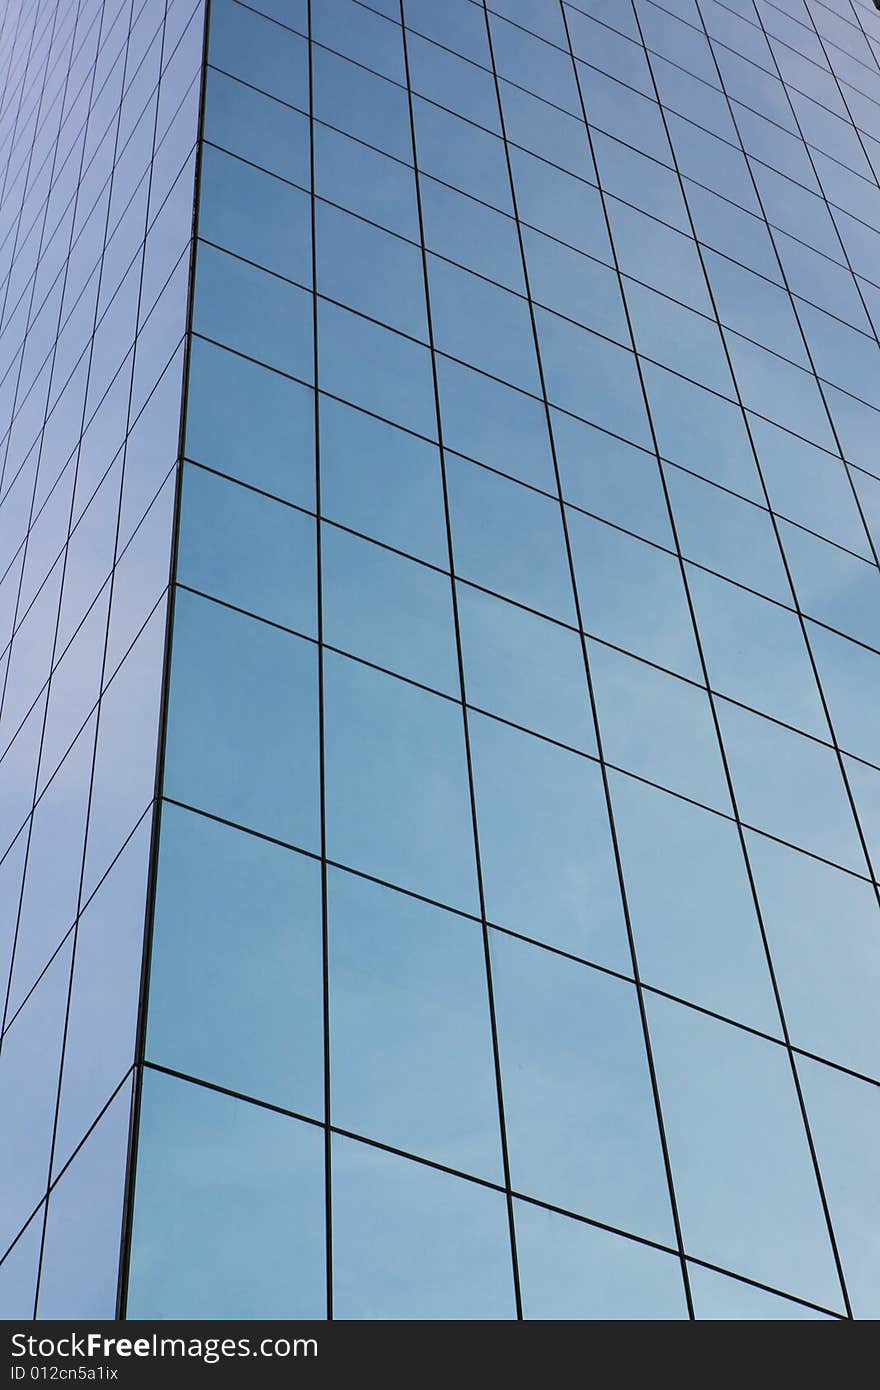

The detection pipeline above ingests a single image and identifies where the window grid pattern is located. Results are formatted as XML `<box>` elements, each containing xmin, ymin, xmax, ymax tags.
<box><xmin>0</xmin><ymin>0</ymin><xmax>204</xmax><ymax>1320</ymax></box>
<box><xmin>125</xmin><ymin>0</ymin><xmax>880</xmax><ymax>1322</ymax></box>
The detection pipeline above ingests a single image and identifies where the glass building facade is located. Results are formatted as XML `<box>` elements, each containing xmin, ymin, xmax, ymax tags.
<box><xmin>1</xmin><ymin>0</ymin><xmax>879</xmax><ymax>1322</ymax></box>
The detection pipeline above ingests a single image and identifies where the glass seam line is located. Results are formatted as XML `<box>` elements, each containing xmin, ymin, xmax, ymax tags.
<box><xmin>396</xmin><ymin>0</ymin><xmax>524</xmax><ymax>1320</ymax></box>
<box><xmin>637</xmin><ymin>0</ymin><xmax>860</xmax><ymax>1315</ymax></box>
<box><xmin>113</xmin><ymin>0</ymin><xmax>209</xmax><ymax>1321</ymax></box>
<box><xmin>479</xmin><ymin>0</ymin><xmax>697</xmax><ymax>1319</ymax></box>
<box><xmin>136</xmin><ymin>1057</ymin><xmax>849</xmax><ymax>1321</ymax></box>
<box><xmin>0</xmin><ymin>0</ymin><xmax>117</xmax><ymax>1035</ymax></box>
<box><xmin>31</xmin><ymin>0</ymin><xmax>173</xmax><ymax>1319</ymax></box>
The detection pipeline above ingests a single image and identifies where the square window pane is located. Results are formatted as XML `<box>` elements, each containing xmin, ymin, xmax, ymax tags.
<box><xmin>321</xmin><ymin>525</ymin><xmax>458</xmax><ymax>694</ymax></box>
<box><xmin>164</xmin><ymin>590</ymin><xmax>320</xmax><ymax>849</ymax></box>
<box><xmin>318</xmin><ymin>300</ymin><xmax>435</xmax><ymax>436</ymax></box>
<box><xmin>493</xmin><ymin>933</ymin><xmax>675</xmax><ymax>1242</ymax></box>
<box><xmin>748</xmin><ymin>831</ymin><xmax>880</xmax><ymax>1080</ymax></box>
<box><xmin>717</xmin><ymin>699</ymin><xmax>865</xmax><ymax>873</ymax></box>
<box><xmin>570</xmin><ymin>513</ymin><xmax>701</xmax><ymax>680</ymax></box>
<box><xmin>471</xmin><ymin>714</ymin><xmax>628</xmax><ymax>970</ymax></box>
<box><xmin>590</xmin><ymin>643</ymin><xmax>731</xmax><ymax>812</ymax></box>
<box><xmin>516</xmin><ymin>1201</ymin><xmax>688</xmax><ymax>1321</ymax></box>
<box><xmin>331</xmin><ymin>1135</ymin><xmax>515</xmax><ymax>1319</ymax></box>
<box><xmin>458</xmin><ymin>584</ymin><xmax>594</xmax><ymax>751</ymax></box>
<box><xmin>147</xmin><ymin>804</ymin><xmax>323</xmax><ymax>1114</ymax></box>
<box><xmin>186</xmin><ymin>338</ymin><xmax>315</xmax><ymax>509</ymax></box>
<box><xmin>611</xmin><ymin>771</ymin><xmax>780</xmax><ymax>1033</ymax></box>
<box><xmin>447</xmin><ymin>455</ymin><xmax>576</xmax><ymax>623</ymax></box>
<box><xmin>178</xmin><ymin>463</ymin><xmax>317</xmax><ymax>634</ymax></box>
<box><xmin>128</xmin><ymin>1072</ymin><xmax>325</xmax><ymax>1318</ymax></box>
<box><xmin>194</xmin><ymin>243</ymin><xmax>313</xmax><ymax>381</ymax></box>
<box><xmin>198</xmin><ymin>145</ymin><xmax>311</xmax><ymax>284</ymax></box>
<box><xmin>324</xmin><ymin>652</ymin><xmax>478</xmax><ymax>912</ymax></box>
<box><xmin>318</xmin><ymin>396</ymin><xmax>447</xmax><ymax>565</ymax></box>
<box><xmin>204</xmin><ymin>68</ymin><xmax>309</xmax><ymax>187</ymax></box>
<box><xmin>329</xmin><ymin>869</ymin><xmax>503</xmax><ymax>1180</ymax></box>
<box><xmin>647</xmin><ymin>995</ymin><xmax>844</xmax><ymax>1310</ymax></box>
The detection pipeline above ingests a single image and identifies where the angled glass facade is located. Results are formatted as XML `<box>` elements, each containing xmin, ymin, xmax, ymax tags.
<box><xmin>0</xmin><ymin>0</ymin><xmax>203</xmax><ymax>1318</ymax></box>
<box><xmin>1</xmin><ymin>0</ymin><xmax>880</xmax><ymax>1322</ymax></box>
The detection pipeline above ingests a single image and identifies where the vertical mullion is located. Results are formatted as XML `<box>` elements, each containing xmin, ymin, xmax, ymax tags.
<box><xmin>397</xmin><ymin>0</ymin><xmax>524</xmax><ymax>1322</ymax></box>
<box><xmin>37</xmin><ymin>0</ymin><xmax>175</xmax><ymax>1320</ymax></box>
<box><xmin>306</xmin><ymin>0</ymin><xmax>334</xmax><ymax>1323</ymax></box>
<box><xmin>748</xmin><ymin>0</ymin><xmax>880</xmax><ymax>567</ymax></box>
<box><xmin>478</xmin><ymin>0</ymin><xmax>696</xmax><ymax>1321</ymax></box>
<box><xmin>685</xmin><ymin>0</ymin><xmax>880</xmax><ymax>902</ymax></box>
<box><xmin>625</xmin><ymin>0</ymin><xmax>858</xmax><ymax>1317</ymax></box>
<box><xmin>0</xmin><ymin>0</ymin><xmax>119</xmax><ymax>1043</ymax></box>
<box><xmin>115</xmin><ymin>0</ymin><xmax>212</xmax><ymax>1321</ymax></box>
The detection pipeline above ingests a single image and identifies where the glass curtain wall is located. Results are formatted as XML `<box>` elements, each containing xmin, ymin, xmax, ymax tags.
<box><xmin>127</xmin><ymin>0</ymin><xmax>880</xmax><ymax>1322</ymax></box>
<box><xmin>0</xmin><ymin>0</ymin><xmax>204</xmax><ymax>1318</ymax></box>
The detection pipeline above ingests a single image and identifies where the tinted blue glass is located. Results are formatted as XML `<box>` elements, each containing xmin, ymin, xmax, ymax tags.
<box><xmin>526</xmin><ymin>226</ymin><xmax>628</xmax><ymax>344</ymax></box>
<box><xmin>643</xmin><ymin>361</ymin><xmax>763</xmax><ymax>499</ymax></box>
<box><xmin>186</xmin><ymin>338</ymin><xmax>315</xmax><ymax>508</ymax></box>
<box><xmin>447</xmin><ymin>455</ymin><xmax>576</xmax><ymax>622</ymax></box>
<box><xmin>458</xmin><ymin>584</ymin><xmax>594</xmax><ymax>751</ymax></box>
<box><xmin>471</xmin><ymin>714</ymin><xmax>629</xmax><ymax>968</ymax></box>
<box><xmin>647</xmin><ymin>995</ymin><xmax>844</xmax><ymax>1309</ymax></box>
<box><xmin>314</xmin><ymin>122</ymin><xmax>419</xmax><ymax>240</ymax></box>
<box><xmin>198</xmin><ymin>144</ymin><xmax>311</xmax><ymax>284</ymax></box>
<box><xmin>437</xmin><ymin>356</ymin><xmax>555</xmax><ymax>491</ymax></box>
<box><xmin>164</xmin><ymin>590</ymin><xmax>320</xmax><ymax>849</ymax></box>
<box><xmin>798</xmin><ymin>1057</ymin><xmax>880</xmax><ymax>1320</ymax></box>
<box><xmin>688</xmin><ymin>567</ymin><xmax>827</xmax><ymax>738</ymax></box>
<box><xmin>178</xmin><ymin>463</ymin><xmax>317</xmax><ymax>634</ymax></box>
<box><xmin>53</xmin><ymin>820</ymin><xmax>150</xmax><ymax>1174</ymax></box>
<box><xmin>516</xmin><ymin>1201</ymin><xmax>688</xmax><ymax>1320</ymax></box>
<box><xmin>204</xmin><ymin>67</ymin><xmax>310</xmax><ymax>187</ymax></box>
<box><xmin>209</xmin><ymin>0</ymin><xmax>308</xmax><ymax>106</ymax></box>
<box><xmin>422</xmin><ymin>179</ymin><xmax>525</xmax><ymax>294</ymax></box>
<box><xmin>128</xmin><ymin>1071</ymin><xmax>325</xmax><ymax>1318</ymax></box>
<box><xmin>328</xmin><ymin>869</ymin><xmax>503</xmax><ymax>1179</ymax></box>
<box><xmin>747</xmin><ymin>832</ymin><xmax>880</xmax><ymax>1079</ymax></box>
<box><xmin>569</xmin><ymin>513</ymin><xmax>702</xmax><ymax>679</ymax></box>
<box><xmin>510</xmin><ymin>147</ymin><xmax>608</xmax><ymax>259</ymax></box>
<box><xmin>413</xmin><ymin>97</ymin><xmax>512</xmax><ymax>213</ymax></box>
<box><xmin>314</xmin><ymin>47</ymin><xmax>413</xmax><ymax>163</ymax></box>
<box><xmin>667</xmin><ymin>468</ymin><xmax>792</xmax><ymax>604</ymax></box>
<box><xmin>147</xmin><ymin>804</ymin><xmax>323</xmax><ymax>1114</ymax></box>
<box><xmin>492</xmin><ymin>932</ymin><xmax>675</xmax><ymax>1241</ymax></box>
<box><xmin>7</xmin><ymin>0</ymin><xmax>876</xmax><ymax>1322</ymax></box>
<box><xmin>611</xmin><ymin>772</ymin><xmax>780</xmax><ymax>1033</ymax></box>
<box><xmin>808</xmin><ymin>620</ymin><xmax>880</xmax><ymax>765</ymax></box>
<box><xmin>688</xmin><ymin>1264</ymin><xmax>833</xmax><ymax>1320</ymax></box>
<box><xmin>37</xmin><ymin>1082</ymin><xmax>132</xmax><ymax>1319</ymax></box>
<box><xmin>331</xmin><ymin>1135</ymin><xmax>515</xmax><ymax>1319</ymax></box>
<box><xmin>430</xmin><ymin>257</ymin><xmax>541</xmax><ymax>394</ymax></box>
<box><xmin>318</xmin><ymin>395</ymin><xmax>447</xmax><ymax>565</ymax></box>
<box><xmin>323</xmin><ymin>652</ymin><xmax>479</xmax><ymax>912</ymax></box>
<box><xmin>408</xmin><ymin>30</ymin><xmax>500</xmax><ymax>129</ymax></box>
<box><xmin>0</xmin><ymin>1211</ymin><xmax>42</xmax><ymax>1318</ymax></box>
<box><xmin>317</xmin><ymin>203</ymin><xmax>428</xmax><ymax>340</ymax></box>
<box><xmin>780</xmin><ymin>520</ymin><xmax>880</xmax><ymax>652</ymax></box>
<box><xmin>194</xmin><ymin>242</ymin><xmax>313</xmax><ymax>381</ymax></box>
<box><xmin>536</xmin><ymin>307</ymin><xmax>653</xmax><ymax>447</ymax></box>
<box><xmin>314</xmin><ymin>0</ymin><xmax>404</xmax><ymax>82</ymax></box>
<box><xmin>321</xmin><ymin>524</ymin><xmax>458</xmax><ymax>693</ymax></box>
<box><xmin>318</xmin><ymin>299</ymin><xmax>435</xmax><ymax>435</ymax></box>
<box><xmin>553</xmin><ymin>410</ymin><xmax>674</xmax><ymax>547</ymax></box>
<box><xmin>0</xmin><ymin>941</ymin><xmax>72</xmax><ymax>1257</ymax></box>
<box><xmin>717</xmin><ymin>699</ymin><xmax>865</xmax><ymax>872</ymax></box>
<box><xmin>590</xmin><ymin>643</ymin><xmax>732</xmax><ymax>812</ymax></box>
